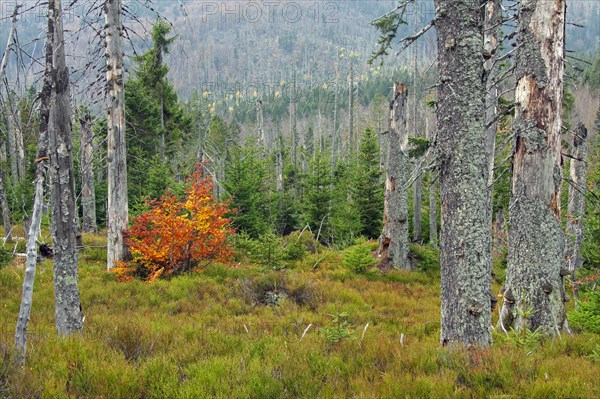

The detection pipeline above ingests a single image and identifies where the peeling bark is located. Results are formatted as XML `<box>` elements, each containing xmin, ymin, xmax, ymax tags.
<box><xmin>378</xmin><ymin>82</ymin><xmax>410</xmax><ymax>270</ymax></box>
<box><xmin>435</xmin><ymin>0</ymin><xmax>492</xmax><ymax>346</ymax></box>
<box><xmin>500</xmin><ymin>0</ymin><xmax>569</xmax><ymax>335</ymax></box>
<box><xmin>48</xmin><ymin>0</ymin><xmax>83</xmax><ymax>336</ymax></box>
<box><xmin>79</xmin><ymin>111</ymin><xmax>97</xmax><ymax>233</ymax></box>
<box><xmin>105</xmin><ymin>0</ymin><xmax>129</xmax><ymax>270</ymax></box>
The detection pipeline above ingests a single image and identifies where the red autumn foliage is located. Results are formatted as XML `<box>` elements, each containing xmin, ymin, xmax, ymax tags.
<box><xmin>113</xmin><ymin>165</ymin><xmax>235</xmax><ymax>282</ymax></box>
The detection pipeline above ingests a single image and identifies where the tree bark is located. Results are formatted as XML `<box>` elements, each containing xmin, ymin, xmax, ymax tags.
<box><xmin>378</xmin><ymin>82</ymin><xmax>410</xmax><ymax>270</ymax></box>
<box><xmin>565</xmin><ymin>122</ymin><xmax>588</xmax><ymax>303</ymax></box>
<box><xmin>105</xmin><ymin>0</ymin><xmax>129</xmax><ymax>270</ymax></box>
<box><xmin>435</xmin><ymin>0</ymin><xmax>492</xmax><ymax>346</ymax></box>
<box><xmin>500</xmin><ymin>0</ymin><xmax>569</xmax><ymax>335</ymax></box>
<box><xmin>48</xmin><ymin>0</ymin><xmax>84</xmax><ymax>336</ymax></box>
<box><xmin>79</xmin><ymin>110</ymin><xmax>97</xmax><ymax>233</ymax></box>
<box><xmin>15</xmin><ymin>0</ymin><xmax>54</xmax><ymax>363</ymax></box>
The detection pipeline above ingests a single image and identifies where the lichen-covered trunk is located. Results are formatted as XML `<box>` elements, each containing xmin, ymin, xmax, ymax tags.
<box><xmin>14</xmin><ymin>0</ymin><xmax>54</xmax><ymax>362</ymax></box>
<box><xmin>500</xmin><ymin>0</ymin><xmax>569</xmax><ymax>335</ymax></box>
<box><xmin>484</xmin><ymin>0</ymin><xmax>502</xmax><ymax>219</ymax></box>
<box><xmin>378</xmin><ymin>83</ymin><xmax>410</xmax><ymax>269</ymax></box>
<box><xmin>105</xmin><ymin>0</ymin><xmax>129</xmax><ymax>270</ymax></box>
<box><xmin>79</xmin><ymin>112</ymin><xmax>97</xmax><ymax>233</ymax></box>
<box><xmin>435</xmin><ymin>0</ymin><xmax>492</xmax><ymax>346</ymax></box>
<box><xmin>48</xmin><ymin>0</ymin><xmax>83</xmax><ymax>336</ymax></box>
<box><xmin>565</xmin><ymin>122</ymin><xmax>588</xmax><ymax>302</ymax></box>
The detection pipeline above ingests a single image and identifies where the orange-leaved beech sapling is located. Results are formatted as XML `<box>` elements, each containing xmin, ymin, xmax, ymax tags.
<box><xmin>113</xmin><ymin>165</ymin><xmax>235</xmax><ymax>282</ymax></box>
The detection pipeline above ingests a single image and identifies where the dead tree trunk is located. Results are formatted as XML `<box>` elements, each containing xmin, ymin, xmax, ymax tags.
<box><xmin>15</xmin><ymin>0</ymin><xmax>54</xmax><ymax>362</ymax></box>
<box><xmin>1</xmin><ymin>4</ymin><xmax>25</xmax><ymax>183</ymax></box>
<box><xmin>79</xmin><ymin>110</ymin><xmax>97</xmax><ymax>233</ymax></box>
<box><xmin>500</xmin><ymin>0</ymin><xmax>569</xmax><ymax>335</ymax></box>
<box><xmin>378</xmin><ymin>82</ymin><xmax>410</xmax><ymax>269</ymax></box>
<box><xmin>0</xmin><ymin>5</ymin><xmax>19</xmax><ymax>241</ymax></box>
<box><xmin>5</xmin><ymin>101</ymin><xmax>25</xmax><ymax>183</ymax></box>
<box><xmin>429</xmin><ymin>178</ymin><xmax>438</xmax><ymax>248</ymax></box>
<box><xmin>411</xmin><ymin>12</ymin><xmax>422</xmax><ymax>243</ymax></box>
<box><xmin>48</xmin><ymin>0</ymin><xmax>83</xmax><ymax>336</ymax></box>
<box><xmin>105</xmin><ymin>0</ymin><xmax>129</xmax><ymax>270</ymax></box>
<box><xmin>435</xmin><ymin>0</ymin><xmax>492</xmax><ymax>346</ymax></box>
<box><xmin>256</xmin><ymin>100</ymin><xmax>265</xmax><ymax>156</ymax></box>
<box><xmin>0</xmin><ymin>139</ymin><xmax>12</xmax><ymax>241</ymax></box>
<box><xmin>565</xmin><ymin>122</ymin><xmax>588</xmax><ymax>302</ymax></box>
<box><xmin>484</xmin><ymin>0</ymin><xmax>502</xmax><ymax>220</ymax></box>
<box><xmin>290</xmin><ymin>72</ymin><xmax>298</xmax><ymax>196</ymax></box>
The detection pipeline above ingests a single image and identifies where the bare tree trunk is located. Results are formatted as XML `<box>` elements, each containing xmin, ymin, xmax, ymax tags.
<box><xmin>79</xmin><ymin>110</ymin><xmax>97</xmax><ymax>233</ymax></box>
<box><xmin>1</xmin><ymin>4</ymin><xmax>25</xmax><ymax>184</ymax></box>
<box><xmin>429</xmin><ymin>178</ymin><xmax>438</xmax><ymax>248</ymax></box>
<box><xmin>500</xmin><ymin>0</ymin><xmax>569</xmax><ymax>335</ymax></box>
<box><xmin>0</xmin><ymin>4</ymin><xmax>19</xmax><ymax>80</ymax></box>
<box><xmin>565</xmin><ymin>122</ymin><xmax>588</xmax><ymax>303</ymax></box>
<box><xmin>276</xmin><ymin>135</ymin><xmax>283</xmax><ymax>192</ymax></box>
<box><xmin>5</xmin><ymin>102</ymin><xmax>25</xmax><ymax>183</ymax></box>
<box><xmin>0</xmin><ymin>4</ymin><xmax>19</xmax><ymax>242</ymax></box>
<box><xmin>105</xmin><ymin>0</ymin><xmax>129</xmax><ymax>270</ymax></box>
<box><xmin>484</xmin><ymin>0</ymin><xmax>502</xmax><ymax>222</ymax></box>
<box><xmin>378</xmin><ymin>83</ymin><xmax>410</xmax><ymax>269</ymax></box>
<box><xmin>436</xmin><ymin>0</ymin><xmax>492</xmax><ymax>346</ymax></box>
<box><xmin>256</xmin><ymin>100</ymin><xmax>265</xmax><ymax>156</ymax></box>
<box><xmin>0</xmin><ymin>139</ymin><xmax>12</xmax><ymax>241</ymax></box>
<box><xmin>413</xmin><ymin>174</ymin><xmax>422</xmax><ymax>242</ymax></box>
<box><xmin>291</xmin><ymin>72</ymin><xmax>298</xmax><ymax>195</ymax></box>
<box><xmin>48</xmin><ymin>0</ymin><xmax>83</xmax><ymax>336</ymax></box>
<box><xmin>348</xmin><ymin>63</ymin><xmax>355</xmax><ymax>153</ymax></box>
<box><xmin>15</xmin><ymin>0</ymin><xmax>54</xmax><ymax>363</ymax></box>
<box><xmin>411</xmin><ymin>12</ymin><xmax>422</xmax><ymax>243</ymax></box>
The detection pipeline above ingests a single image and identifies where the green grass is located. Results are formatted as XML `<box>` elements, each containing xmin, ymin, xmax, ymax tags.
<box><xmin>0</xmin><ymin>235</ymin><xmax>599</xmax><ymax>398</ymax></box>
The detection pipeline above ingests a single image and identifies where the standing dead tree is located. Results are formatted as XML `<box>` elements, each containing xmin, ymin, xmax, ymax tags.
<box><xmin>79</xmin><ymin>109</ymin><xmax>97</xmax><ymax>233</ymax></box>
<box><xmin>378</xmin><ymin>82</ymin><xmax>410</xmax><ymax>269</ymax></box>
<box><xmin>565</xmin><ymin>122</ymin><xmax>588</xmax><ymax>303</ymax></box>
<box><xmin>499</xmin><ymin>0</ymin><xmax>570</xmax><ymax>335</ymax></box>
<box><xmin>15</xmin><ymin>0</ymin><xmax>55</xmax><ymax>364</ymax></box>
<box><xmin>47</xmin><ymin>0</ymin><xmax>84</xmax><ymax>336</ymax></box>
<box><xmin>105</xmin><ymin>0</ymin><xmax>129</xmax><ymax>270</ymax></box>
